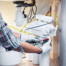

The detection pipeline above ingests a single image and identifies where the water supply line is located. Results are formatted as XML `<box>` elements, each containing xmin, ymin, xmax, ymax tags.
<box><xmin>9</xmin><ymin>13</ymin><xmax>58</xmax><ymax>37</ymax></box>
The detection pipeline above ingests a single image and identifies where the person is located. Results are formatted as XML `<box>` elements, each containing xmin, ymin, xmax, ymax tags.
<box><xmin>0</xmin><ymin>12</ymin><xmax>52</xmax><ymax>54</ymax></box>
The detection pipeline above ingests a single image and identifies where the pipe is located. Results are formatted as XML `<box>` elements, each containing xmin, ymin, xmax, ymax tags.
<box><xmin>60</xmin><ymin>0</ymin><xmax>66</xmax><ymax>66</ymax></box>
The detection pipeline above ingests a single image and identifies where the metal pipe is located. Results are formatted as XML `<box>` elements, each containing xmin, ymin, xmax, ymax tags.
<box><xmin>60</xmin><ymin>0</ymin><xmax>66</xmax><ymax>66</ymax></box>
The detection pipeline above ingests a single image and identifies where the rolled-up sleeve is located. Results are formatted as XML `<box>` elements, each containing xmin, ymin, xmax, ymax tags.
<box><xmin>0</xmin><ymin>12</ymin><xmax>24</xmax><ymax>53</ymax></box>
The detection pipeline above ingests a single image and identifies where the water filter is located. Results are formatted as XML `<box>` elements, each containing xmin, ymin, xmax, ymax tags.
<box><xmin>33</xmin><ymin>45</ymin><xmax>39</xmax><ymax>64</ymax></box>
<box><xmin>39</xmin><ymin>51</ymin><xmax>50</xmax><ymax>66</ymax></box>
<box><xmin>26</xmin><ymin>53</ymin><xmax>33</xmax><ymax>61</ymax></box>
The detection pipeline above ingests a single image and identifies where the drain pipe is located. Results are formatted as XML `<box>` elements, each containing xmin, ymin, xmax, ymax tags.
<box><xmin>60</xmin><ymin>0</ymin><xmax>66</xmax><ymax>66</ymax></box>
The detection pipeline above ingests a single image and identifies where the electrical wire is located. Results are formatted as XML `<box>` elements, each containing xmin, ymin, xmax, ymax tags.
<box><xmin>23</xmin><ymin>8</ymin><xmax>25</xmax><ymax>14</ymax></box>
<box><xmin>23</xmin><ymin>7</ymin><xmax>27</xmax><ymax>18</ymax></box>
<box><xmin>25</xmin><ymin>21</ymin><xmax>54</xmax><ymax>30</ymax></box>
<box><xmin>32</xmin><ymin>5</ymin><xmax>37</xmax><ymax>15</ymax></box>
<box><xmin>30</xmin><ymin>5</ymin><xmax>37</xmax><ymax>21</ymax></box>
<box><xmin>28</xmin><ymin>4</ymin><xmax>37</xmax><ymax>21</ymax></box>
<box><xmin>33</xmin><ymin>5</ymin><xmax>37</xmax><ymax>15</ymax></box>
<box><xmin>8</xmin><ymin>12</ymin><xmax>58</xmax><ymax>37</ymax></box>
<box><xmin>21</xmin><ymin>13</ymin><xmax>58</xmax><ymax>37</ymax></box>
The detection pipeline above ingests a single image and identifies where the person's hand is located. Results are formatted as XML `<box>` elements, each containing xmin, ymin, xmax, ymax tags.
<box><xmin>40</xmin><ymin>37</ymin><xmax>52</xmax><ymax>53</ymax></box>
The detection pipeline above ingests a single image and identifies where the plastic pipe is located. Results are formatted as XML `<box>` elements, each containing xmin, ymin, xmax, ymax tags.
<box><xmin>15</xmin><ymin>7</ymin><xmax>24</xmax><ymax>26</ymax></box>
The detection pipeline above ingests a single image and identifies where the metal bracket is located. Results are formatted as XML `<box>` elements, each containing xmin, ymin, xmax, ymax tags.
<box><xmin>57</xmin><ymin>56</ymin><xmax>61</xmax><ymax>66</ymax></box>
<box><xmin>58</xmin><ymin>56</ymin><xmax>60</xmax><ymax>62</ymax></box>
<box><xmin>58</xmin><ymin>28</ymin><xmax>62</xmax><ymax>32</ymax></box>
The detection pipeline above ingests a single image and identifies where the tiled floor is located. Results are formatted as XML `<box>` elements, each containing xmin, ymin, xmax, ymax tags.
<box><xmin>17</xmin><ymin>58</ymin><xmax>57</xmax><ymax>66</ymax></box>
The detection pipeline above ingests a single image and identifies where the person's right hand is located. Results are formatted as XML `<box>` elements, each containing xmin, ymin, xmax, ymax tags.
<box><xmin>40</xmin><ymin>37</ymin><xmax>52</xmax><ymax>53</ymax></box>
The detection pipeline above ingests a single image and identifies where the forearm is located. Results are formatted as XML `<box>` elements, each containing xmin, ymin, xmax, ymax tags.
<box><xmin>13</xmin><ymin>32</ymin><xmax>20</xmax><ymax>39</ymax></box>
<box><xmin>13</xmin><ymin>32</ymin><xmax>42</xmax><ymax>53</ymax></box>
<box><xmin>21</xmin><ymin>41</ymin><xmax>42</xmax><ymax>53</ymax></box>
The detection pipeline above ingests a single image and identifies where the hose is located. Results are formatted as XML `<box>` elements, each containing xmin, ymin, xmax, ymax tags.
<box><xmin>22</xmin><ymin>13</ymin><xmax>58</xmax><ymax>31</ymax></box>
<box><xmin>8</xmin><ymin>13</ymin><xmax>58</xmax><ymax>37</ymax></box>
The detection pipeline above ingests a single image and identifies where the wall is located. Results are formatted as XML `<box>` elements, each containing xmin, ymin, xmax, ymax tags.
<box><xmin>0</xmin><ymin>0</ymin><xmax>50</xmax><ymax>30</ymax></box>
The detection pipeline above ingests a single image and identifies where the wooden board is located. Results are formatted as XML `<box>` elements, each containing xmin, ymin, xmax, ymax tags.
<box><xmin>50</xmin><ymin>0</ymin><xmax>61</xmax><ymax>66</ymax></box>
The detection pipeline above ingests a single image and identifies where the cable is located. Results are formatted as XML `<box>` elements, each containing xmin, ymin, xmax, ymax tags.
<box><xmin>25</xmin><ymin>21</ymin><xmax>53</xmax><ymax>30</ymax></box>
<box><xmin>21</xmin><ymin>13</ymin><xmax>58</xmax><ymax>37</ymax></box>
<box><xmin>33</xmin><ymin>5</ymin><xmax>37</xmax><ymax>15</ymax></box>
<box><xmin>28</xmin><ymin>5</ymin><xmax>37</xmax><ymax>21</ymax></box>
<box><xmin>8</xmin><ymin>12</ymin><xmax>58</xmax><ymax>37</ymax></box>
<box><xmin>30</xmin><ymin>5</ymin><xmax>37</xmax><ymax>21</ymax></box>
<box><xmin>23</xmin><ymin>7</ymin><xmax>26</xmax><ymax>18</ymax></box>
<box><xmin>28</xmin><ymin>7</ymin><xmax>32</xmax><ymax>19</ymax></box>
<box><xmin>28</xmin><ymin>7</ymin><xmax>33</xmax><ymax>20</ymax></box>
